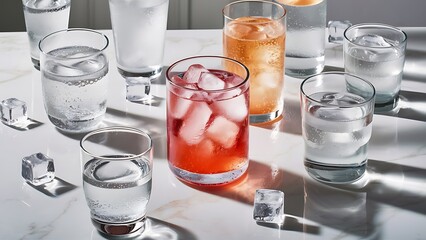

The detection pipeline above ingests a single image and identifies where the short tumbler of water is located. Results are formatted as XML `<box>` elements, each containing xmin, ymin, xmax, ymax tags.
<box><xmin>344</xmin><ymin>23</ymin><xmax>407</xmax><ymax>112</ymax></box>
<box><xmin>80</xmin><ymin>126</ymin><xmax>153</xmax><ymax>238</ymax></box>
<box><xmin>300</xmin><ymin>72</ymin><xmax>375</xmax><ymax>183</ymax></box>
<box><xmin>39</xmin><ymin>28</ymin><xmax>109</xmax><ymax>133</ymax></box>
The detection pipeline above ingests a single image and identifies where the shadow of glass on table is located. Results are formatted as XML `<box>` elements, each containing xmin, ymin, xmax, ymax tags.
<box><xmin>186</xmin><ymin>158</ymin><xmax>426</xmax><ymax>238</ymax></box>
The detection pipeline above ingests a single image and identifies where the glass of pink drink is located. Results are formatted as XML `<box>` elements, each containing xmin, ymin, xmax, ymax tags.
<box><xmin>166</xmin><ymin>56</ymin><xmax>250</xmax><ymax>185</ymax></box>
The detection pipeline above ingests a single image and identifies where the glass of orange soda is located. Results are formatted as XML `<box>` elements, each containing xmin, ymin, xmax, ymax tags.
<box><xmin>223</xmin><ymin>0</ymin><xmax>286</xmax><ymax>124</ymax></box>
<box><xmin>166</xmin><ymin>56</ymin><xmax>250</xmax><ymax>186</ymax></box>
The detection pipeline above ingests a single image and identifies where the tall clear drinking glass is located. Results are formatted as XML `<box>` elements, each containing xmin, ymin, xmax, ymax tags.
<box><xmin>22</xmin><ymin>0</ymin><xmax>71</xmax><ymax>70</ymax></box>
<box><xmin>108</xmin><ymin>0</ymin><xmax>169</xmax><ymax>103</ymax></box>
<box><xmin>80</xmin><ymin>127</ymin><xmax>153</xmax><ymax>238</ymax></box>
<box><xmin>300</xmin><ymin>72</ymin><xmax>375</xmax><ymax>183</ymax></box>
<box><xmin>275</xmin><ymin>0</ymin><xmax>326</xmax><ymax>78</ymax></box>
<box><xmin>223</xmin><ymin>0</ymin><xmax>286</xmax><ymax>124</ymax></box>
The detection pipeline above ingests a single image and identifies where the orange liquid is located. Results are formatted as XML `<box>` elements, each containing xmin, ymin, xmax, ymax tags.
<box><xmin>224</xmin><ymin>17</ymin><xmax>285</xmax><ymax>115</ymax></box>
<box><xmin>276</xmin><ymin>0</ymin><xmax>323</xmax><ymax>6</ymax></box>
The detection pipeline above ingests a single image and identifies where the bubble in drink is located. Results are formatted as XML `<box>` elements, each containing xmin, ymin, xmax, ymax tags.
<box><xmin>83</xmin><ymin>156</ymin><xmax>152</xmax><ymax>223</ymax></box>
<box><xmin>41</xmin><ymin>46</ymin><xmax>108</xmax><ymax>132</ymax></box>
<box><xmin>276</xmin><ymin>0</ymin><xmax>326</xmax><ymax>77</ymax></box>
<box><xmin>345</xmin><ymin>33</ymin><xmax>405</xmax><ymax>106</ymax></box>
<box><xmin>303</xmin><ymin>92</ymin><xmax>373</xmax><ymax>168</ymax></box>
<box><xmin>22</xmin><ymin>0</ymin><xmax>70</xmax><ymax>67</ymax></box>
<box><xmin>224</xmin><ymin>17</ymin><xmax>285</xmax><ymax>116</ymax></box>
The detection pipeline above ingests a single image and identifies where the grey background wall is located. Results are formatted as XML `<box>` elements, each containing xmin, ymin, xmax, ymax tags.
<box><xmin>1</xmin><ymin>0</ymin><xmax>425</xmax><ymax>32</ymax></box>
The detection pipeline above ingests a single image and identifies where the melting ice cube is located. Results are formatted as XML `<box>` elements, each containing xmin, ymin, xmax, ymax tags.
<box><xmin>352</xmin><ymin>34</ymin><xmax>393</xmax><ymax>48</ymax></box>
<box><xmin>183</xmin><ymin>64</ymin><xmax>209</xmax><ymax>83</ymax></box>
<box><xmin>22</xmin><ymin>153</ymin><xmax>55</xmax><ymax>186</ymax></box>
<box><xmin>48</xmin><ymin>61</ymin><xmax>85</xmax><ymax>77</ymax></box>
<box><xmin>206</xmin><ymin>116</ymin><xmax>240</xmax><ymax>149</ymax></box>
<box><xmin>179</xmin><ymin>102</ymin><xmax>212</xmax><ymax>145</ymax></box>
<box><xmin>0</xmin><ymin>98</ymin><xmax>28</xmax><ymax>125</ymax></box>
<box><xmin>253</xmin><ymin>189</ymin><xmax>284</xmax><ymax>223</ymax></box>
<box><xmin>212</xmin><ymin>95</ymin><xmax>247</xmax><ymax>123</ymax></box>
<box><xmin>198</xmin><ymin>72</ymin><xmax>225</xmax><ymax>90</ymax></box>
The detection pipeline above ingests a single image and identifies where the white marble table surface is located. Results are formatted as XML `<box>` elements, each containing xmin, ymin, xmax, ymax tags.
<box><xmin>0</xmin><ymin>29</ymin><xmax>425</xmax><ymax>240</ymax></box>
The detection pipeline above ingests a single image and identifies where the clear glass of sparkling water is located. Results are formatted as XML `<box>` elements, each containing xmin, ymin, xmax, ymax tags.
<box><xmin>80</xmin><ymin>126</ymin><xmax>153</xmax><ymax>238</ymax></box>
<box><xmin>22</xmin><ymin>0</ymin><xmax>71</xmax><ymax>70</ymax></box>
<box><xmin>108</xmin><ymin>0</ymin><xmax>169</xmax><ymax>102</ymax></box>
<box><xmin>39</xmin><ymin>29</ymin><xmax>109</xmax><ymax>133</ymax></box>
<box><xmin>274</xmin><ymin>0</ymin><xmax>326</xmax><ymax>78</ymax></box>
<box><xmin>300</xmin><ymin>72</ymin><xmax>375</xmax><ymax>183</ymax></box>
<box><xmin>344</xmin><ymin>23</ymin><xmax>407</xmax><ymax>112</ymax></box>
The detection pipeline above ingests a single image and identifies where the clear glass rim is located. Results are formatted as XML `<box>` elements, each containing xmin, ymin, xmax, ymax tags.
<box><xmin>166</xmin><ymin>55</ymin><xmax>250</xmax><ymax>93</ymax></box>
<box><xmin>80</xmin><ymin>126</ymin><xmax>152</xmax><ymax>161</ymax></box>
<box><xmin>300</xmin><ymin>71</ymin><xmax>376</xmax><ymax>107</ymax></box>
<box><xmin>343</xmin><ymin>23</ymin><xmax>408</xmax><ymax>49</ymax></box>
<box><xmin>222</xmin><ymin>0</ymin><xmax>287</xmax><ymax>22</ymax></box>
<box><xmin>39</xmin><ymin>28</ymin><xmax>109</xmax><ymax>59</ymax></box>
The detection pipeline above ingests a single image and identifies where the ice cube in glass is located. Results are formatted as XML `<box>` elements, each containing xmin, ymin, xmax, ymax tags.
<box><xmin>328</xmin><ymin>20</ymin><xmax>352</xmax><ymax>44</ymax></box>
<box><xmin>22</xmin><ymin>153</ymin><xmax>55</xmax><ymax>186</ymax></box>
<box><xmin>0</xmin><ymin>98</ymin><xmax>28</xmax><ymax>125</ymax></box>
<box><xmin>253</xmin><ymin>189</ymin><xmax>284</xmax><ymax>223</ymax></box>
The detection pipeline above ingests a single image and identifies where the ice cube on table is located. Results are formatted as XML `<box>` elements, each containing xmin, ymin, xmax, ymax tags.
<box><xmin>22</xmin><ymin>153</ymin><xmax>55</xmax><ymax>186</ymax></box>
<box><xmin>328</xmin><ymin>20</ymin><xmax>352</xmax><ymax>44</ymax></box>
<box><xmin>179</xmin><ymin>102</ymin><xmax>212</xmax><ymax>145</ymax></box>
<box><xmin>198</xmin><ymin>72</ymin><xmax>225</xmax><ymax>90</ymax></box>
<box><xmin>126</xmin><ymin>77</ymin><xmax>151</xmax><ymax>102</ymax></box>
<box><xmin>183</xmin><ymin>64</ymin><xmax>209</xmax><ymax>83</ymax></box>
<box><xmin>352</xmin><ymin>34</ymin><xmax>393</xmax><ymax>47</ymax></box>
<box><xmin>0</xmin><ymin>98</ymin><xmax>28</xmax><ymax>125</ymax></box>
<box><xmin>206</xmin><ymin>116</ymin><xmax>240</xmax><ymax>148</ymax></box>
<box><xmin>253</xmin><ymin>189</ymin><xmax>284</xmax><ymax>223</ymax></box>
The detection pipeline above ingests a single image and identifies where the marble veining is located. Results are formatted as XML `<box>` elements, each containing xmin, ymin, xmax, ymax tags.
<box><xmin>0</xmin><ymin>29</ymin><xmax>425</xmax><ymax>239</ymax></box>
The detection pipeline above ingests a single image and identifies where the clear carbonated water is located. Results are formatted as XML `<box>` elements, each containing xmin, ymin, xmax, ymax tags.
<box><xmin>109</xmin><ymin>0</ymin><xmax>169</xmax><ymax>76</ymax></box>
<box><xmin>22</xmin><ymin>0</ymin><xmax>70</xmax><ymax>66</ymax></box>
<box><xmin>344</xmin><ymin>35</ymin><xmax>405</xmax><ymax>108</ymax></box>
<box><xmin>284</xmin><ymin>0</ymin><xmax>326</xmax><ymax>77</ymax></box>
<box><xmin>303</xmin><ymin>92</ymin><xmax>373</xmax><ymax>183</ymax></box>
<box><xmin>83</xmin><ymin>157</ymin><xmax>152</xmax><ymax>223</ymax></box>
<box><xmin>41</xmin><ymin>46</ymin><xmax>108</xmax><ymax>132</ymax></box>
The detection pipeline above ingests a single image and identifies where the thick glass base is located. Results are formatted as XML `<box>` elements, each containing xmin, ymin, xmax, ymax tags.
<box><xmin>374</xmin><ymin>96</ymin><xmax>399</xmax><ymax>113</ymax></box>
<box><xmin>31</xmin><ymin>57</ymin><xmax>40</xmax><ymax>70</ymax></box>
<box><xmin>119</xmin><ymin>67</ymin><xmax>162</xmax><ymax>103</ymax></box>
<box><xmin>250</xmin><ymin>108</ymin><xmax>283</xmax><ymax>124</ymax></box>
<box><xmin>304</xmin><ymin>159</ymin><xmax>366</xmax><ymax>184</ymax></box>
<box><xmin>48</xmin><ymin>114</ymin><xmax>104</xmax><ymax>134</ymax></box>
<box><xmin>92</xmin><ymin>216</ymin><xmax>146</xmax><ymax>239</ymax></box>
<box><xmin>169</xmin><ymin>161</ymin><xmax>249</xmax><ymax>186</ymax></box>
<box><xmin>285</xmin><ymin>55</ymin><xmax>324</xmax><ymax>78</ymax></box>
